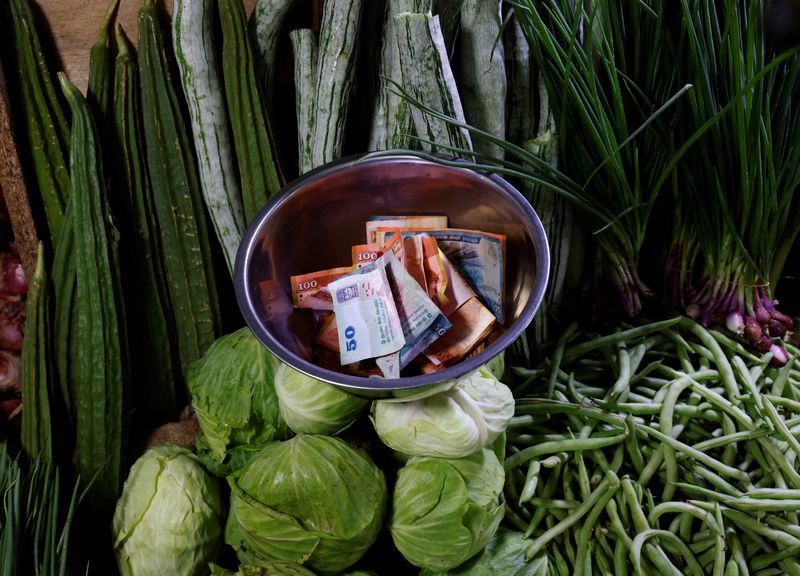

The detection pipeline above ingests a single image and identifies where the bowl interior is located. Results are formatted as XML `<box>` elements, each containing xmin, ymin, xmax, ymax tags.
<box><xmin>235</xmin><ymin>155</ymin><xmax>549</xmax><ymax>397</ymax></box>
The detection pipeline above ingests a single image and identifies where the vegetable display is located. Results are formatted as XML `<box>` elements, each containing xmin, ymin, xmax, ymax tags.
<box><xmin>112</xmin><ymin>27</ymin><xmax>179</xmax><ymax>422</ymax></box>
<box><xmin>189</xmin><ymin>327</ymin><xmax>292</xmax><ymax>475</ymax></box>
<box><xmin>274</xmin><ymin>363</ymin><xmax>369</xmax><ymax>435</ymax></box>
<box><xmin>503</xmin><ymin>318</ymin><xmax>800</xmax><ymax>574</ymax></box>
<box><xmin>56</xmin><ymin>70</ymin><xmax>130</xmax><ymax>520</ymax></box>
<box><xmin>210</xmin><ymin>561</ymin><xmax>317</xmax><ymax>576</ymax></box>
<box><xmin>219</xmin><ymin>0</ymin><xmax>285</xmax><ymax>222</ymax></box>
<box><xmin>112</xmin><ymin>445</ymin><xmax>224</xmax><ymax>576</ymax></box>
<box><xmin>419</xmin><ymin>527</ymin><xmax>546</xmax><ymax>576</ymax></box>
<box><xmin>6</xmin><ymin>0</ymin><xmax>70</xmax><ymax>245</ymax></box>
<box><xmin>138</xmin><ymin>0</ymin><xmax>222</xmax><ymax>379</ymax></box>
<box><xmin>668</xmin><ymin>1</ymin><xmax>800</xmax><ymax>355</ymax></box>
<box><xmin>389</xmin><ymin>447</ymin><xmax>505</xmax><ymax>571</ymax></box>
<box><xmin>2</xmin><ymin>0</ymin><xmax>800</xmax><ymax>574</ymax></box>
<box><xmin>371</xmin><ymin>367</ymin><xmax>514</xmax><ymax>458</ymax></box>
<box><xmin>173</xmin><ymin>0</ymin><xmax>245</xmax><ymax>273</ymax></box>
<box><xmin>225</xmin><ymin>434</ymin><xmax>388</xmax><ymax>574</ymax></box>
<box><xmin>19</xmin><ymin>243</ymin><xmax>56</xmax><ymax>462</ymax></box>
<box><xmin>0</xmin><ymin>443</ymin><xmax>85</xmax><ymax>575</ymax></box>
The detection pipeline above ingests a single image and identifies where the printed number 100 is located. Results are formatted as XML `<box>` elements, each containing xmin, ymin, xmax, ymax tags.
<box><xmin>345</xmin><ymin>326</ymin><xmax>357</xmax><ymax>351</ymax></box>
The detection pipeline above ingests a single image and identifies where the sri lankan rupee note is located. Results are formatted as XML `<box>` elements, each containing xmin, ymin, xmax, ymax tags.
<box><xmin>328</xmin><ymin>263</ymin><xmax>405</xmax><ymax>365</ymax></box>
<box><xmin>420</xmin><ymin>234</ymin><xmax>477</xmax><ymax>317</ymax></box>
<box><xmin>291</xmin><ymin>266</ymin><xmax>354</xmax><ymax>310</ymax></box>
<box><xmin>421</xmin><ymin>296</ymin><xmax>496</xmax><ymax>369</ymax></box>
<box><xmin>258</xmin><ymin>279</ymin><xmax>313</xmax><ymax>360</ymax></box>
<box><xmin>314</xmin><ymin>313</ymin><xmax>339</xmax><ymax>351</ymax></box>
<box><xmin>372</xmin><ymin>251</ymin><xmax>452</xmax><ymax>378</ymax></box>
<box><xmin>315</xmin><ymin>346</ymin><xmax>383</xmax><ymax>377</ymax></box>
<box><xmin>382</xmin><ymin>232</ymin><xmax>427</xmax><ymax>290</ymax></box>
<box><xmin>365</xmin><ymin>214</ymin><xmax>448</xmax><ymax>244</ymax></box>
<box><xmin>378</xmin><ymin>227</ymin><xmax>506</xmax><ymax>323</ymax></box>
<box><xmin>351</xmin><ymin>244</ymin><xmax>385</xmax><ymax>269</ymax></box>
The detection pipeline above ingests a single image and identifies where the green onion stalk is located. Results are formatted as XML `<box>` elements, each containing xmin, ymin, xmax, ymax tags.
<box><xmin>666</xmin><ymin>0</ymin><xmax>800</xmax><ymax>361</ymax></box>
<box><xmin>497</xmin><ymin>0</ymin><xmax>688</xmax><ymax>320</ymax></box>
<box><xmin>1</xmin><ymin>443</ymin><xmax>86</xmax><ymax>575</ymax></box>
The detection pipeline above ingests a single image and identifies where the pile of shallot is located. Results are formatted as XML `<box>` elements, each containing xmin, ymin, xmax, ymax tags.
<box><xmin>0</xmin><ymin>186</ymin><xmax>27</xmax><ymax>436</ymax></box>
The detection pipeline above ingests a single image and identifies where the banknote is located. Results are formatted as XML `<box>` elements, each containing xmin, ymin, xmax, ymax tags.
<box><xmin>383</xmin><ymin>233</ymin><xmax>427</xmax><ymax>290</ymax></box>
<box><xmin>314</xmin><ymin>313</ymin><xmax>339</xmax><ymax>351</ymax></box>
<box><xmin>422</xmin><ymin>296</ymin><xmax>496</xmax><ymax>367</ymax></box>
<box><xmin>290</xmin><ymin>266</ymin><xmax>353</xmax><ymax>310</ymax></box>
<box><xmin>328</xmin><ymin>262</ymin><xmax>405</xmax><ymax>365</ymax></box>
<box><xmin>258</xmin><ymin>279</ymin><xmax>313</xmax><ymax>361</ymax></box>
<box><xmin>416</xmin><ymin>353</ymin><xmax>445</xmax><ymax>375</ymax></box>
<box><xmin>378</xmin><ymin>227</ymin><xmax>506</xmax><ymax>323</ymax></box>
<box><xmin>420</xmin><ymin>235</ymin><xmax>449</xmax><ymax>308</ymax></box>
<box><xmin>420</xmin><ymin>234</ymin><xmax>476</xmax><ymax>317</ymax></box>
<box><xmin>366</xmin><ymin>214</ymin><xmax>448</xmax><ymax>244</ymax></box>
<box><xmin>463</xmin><ymin>341</ymin><xmax>485</xmax><ymax>361</ymax></box>
<box><xmin>417</xmin><ymin>339</ymin><xmax>485</xmax><ymax>374</ymax></box>
<box><xmin>352</xmin><ymin>244</ymin><xmax>385</xmax><ymax>269</ymax></box>
<box><xmin>374</xmin><ymin>251</ymin><xmax>451</xmax><ymax>377</ymax></box>
<box><xmin>315</xmin><ymin>346</ymin><xmax>383</xmax><ymax>377</ymax></box>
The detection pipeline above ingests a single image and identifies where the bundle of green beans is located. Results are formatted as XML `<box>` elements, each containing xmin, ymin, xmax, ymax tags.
<box><xmin>504</xmin><ymin>317</ymin><xmax>800</xmax><ymax>575</ymax></box>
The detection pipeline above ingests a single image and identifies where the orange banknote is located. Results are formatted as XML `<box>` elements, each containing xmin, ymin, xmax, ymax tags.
<box><xmin>351</xmin><ymin>244</ymin><xmax>385</xmax><ymax>269</ymax></box>
<box><xmin>422</xmin><ymin>296</ymin><xmax>496</xmax><ymax>367</ymax></box>
<box><xmin>290</xmin><ymin>266</ymin><xmax>353</xmax><ymax>310</ymax></box>
<box><xmin>365</xmin><ymin>214</ymin><xmax>448</xmax><ymax>244</ymax></box>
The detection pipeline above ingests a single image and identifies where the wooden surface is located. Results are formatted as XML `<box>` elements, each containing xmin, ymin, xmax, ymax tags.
<box><xmin>35</xmin><ymin>0</ymin><xmax>259</xmax><ymax>94</ymax></box>
<box><xmin>0</xmin><ymin>61</ymin><xmax>41</xmax><ymax>277</ymax></box>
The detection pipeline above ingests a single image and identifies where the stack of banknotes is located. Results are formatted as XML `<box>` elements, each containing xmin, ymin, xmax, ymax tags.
<box><xmin>289</xmin><ymin>215</ymin><xmax>506</xmax><ymax>378</ymax></box>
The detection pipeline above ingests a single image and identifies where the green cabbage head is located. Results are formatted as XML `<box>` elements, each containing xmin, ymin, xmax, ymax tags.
<box><xmin>112</xmin><ymin>445</ymin><xmax>224</xmax><ymax>576</ymax></box>
<box><xmin>274</xmin><ymin>363</ymin><xmax>369</xmax><ymax>435</ymax></box>
<box><xmin>419</xmin><ymin>528</ymin><xmax>545</xmax><ymax>575</ymax></box>
<box><xmin>225</xmin><ymin>434</ymin><xmax>388</xmax><ymax>575</ymax></box>
<box><xmin>189</xmin><ymin>328</ymin><xmax>293</xmax><ymax>474</ymax></box>
<box><xmin>484</xmin><ymin>351</ymin><xmax>505</xmax><ymax>380</ymax></box>
<box><xmin>371</xmin><ymin>367</ymin><xmax>514</xmax><ymax>457</ymax></box>
<box><xmin>209</xmin><ymin>560</ymin><xmax>317</xmax><ymax>575</ymax></box>
<box><xmin>389</xmin><ymin>448</ymin><xmax>505</xmax><ymax>571</ymax></box>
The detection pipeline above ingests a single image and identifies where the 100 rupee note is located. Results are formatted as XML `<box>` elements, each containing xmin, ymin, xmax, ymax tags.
<box><xmin>366</xmin><ymin>214</ymin><xmax>448</xmax><ymax>244</ymax></box>
<box><xmin>290</xmin><ymin>266</ymin><xmax>353</xmax><ymax>310</ymax></box>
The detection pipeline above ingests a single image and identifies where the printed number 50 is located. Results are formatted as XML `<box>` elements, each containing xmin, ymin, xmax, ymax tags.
<box><xmin>345</xmin><ymin>326</ymin><xmax>357</xmax><ymax>352</ymax></box>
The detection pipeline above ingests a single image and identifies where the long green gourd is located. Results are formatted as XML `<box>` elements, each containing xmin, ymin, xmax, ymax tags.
<box><xmin>86</xmin><ymin>0</ymin><xmax>119</xmax><ymax>155</ymax></box>
<box><xmin>219</xmin><ymin>0</ymin><xmax>285</xmax><ymax>223</ymax></box>
<box><xmin>368</xmin><ymin>0</ymin><xmax>430</xmax><ymax>151</ymax></box>
<box><xmin>310</xmin><ymin>0</ymin><xmax>364</xmax><ymax>169</ymax></box>
<box><xmin>459</xmin><ymin>0</ymin><xmax>506</xmax><ymax>159</ymax></box>
<box><xmin>51</xmin><ymin>196</ymin><xmax>76</xmax><ymax>421</ymax></box>
<box><xmin>20</xmin><ymin>243</ymin><xmax>58</xmax><ymax>463</ymax></box>
<box><xmin>249</xmin><ymin>0</ymin><xmax>298</xmax><ymax>108</ymax></box>
<box><xmin>173</xmin><ymin>0</ymin><xmax>245</xmax><ymax>273</ymax></box>
<box><xmin>7</xmin><ymin>0</ymin><xmax>70</xmax><ymax>244</ymax></box>
<box><xmin>138</xmin><ymin>0</ymin><xmax>222</xmax><ymax>376</ymax></box>
<box><xmin>289</xmin><ymin>28</ymin><xmax>318</xmax><ymax>175</ymax></box>
<box><xmin>112</xmin><ymin>26</ymin><xmax>179</xmax><ymax>421</ymax></box>
<box><xmin>56</xmin><ymin>71</ymin><xmax>130</xmax><ymax>516</ymax></box>
<box><xmin>394</xmin><ymin>12</ymin><xmax>473</xmax><ymax>154</ymax></box>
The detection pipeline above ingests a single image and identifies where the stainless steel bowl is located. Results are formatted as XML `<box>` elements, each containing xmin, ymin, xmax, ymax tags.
<box><xmin>234</xmin><ymin>154</ymin><xmax>550</xmax><ymax>398</ymax></box>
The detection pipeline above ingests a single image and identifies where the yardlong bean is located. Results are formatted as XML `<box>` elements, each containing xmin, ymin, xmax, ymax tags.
<box><xmin>505</xmin><ymin>316</ymin><xmax>800</xmax><ymax>574</ymax></box>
